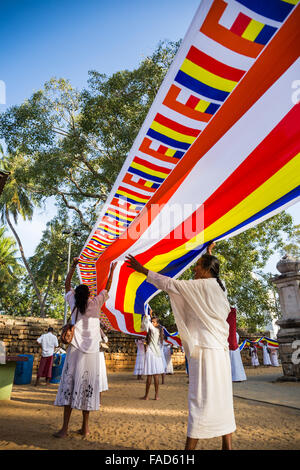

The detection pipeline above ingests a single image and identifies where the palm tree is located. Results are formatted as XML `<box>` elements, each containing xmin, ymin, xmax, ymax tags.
<box><xmin>0</xmin><ymin>147</ymin><xmax>46</xmax><ymax>314</ymax></box>
<box><xmin>0</xmin><ymin>226</ymin><xmax>20</xmax><ymax>282</ymax></box>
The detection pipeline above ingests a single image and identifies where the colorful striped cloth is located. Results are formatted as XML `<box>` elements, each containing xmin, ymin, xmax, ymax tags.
<box><xmin>79</xmin><ymin>0</ymin><xmax>300</xmax><ymax>340</ymax></box>
<box><xmin>239</xmin><ymin>337</ymin><xmax>279</xmax><ymax>351</ymax></box>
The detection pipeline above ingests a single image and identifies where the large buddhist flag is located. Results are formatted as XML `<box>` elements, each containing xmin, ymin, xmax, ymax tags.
<box><xmin>78</xmin><ymin>0</ymin><xmax>300</xmax><ymax>342</ymax></box>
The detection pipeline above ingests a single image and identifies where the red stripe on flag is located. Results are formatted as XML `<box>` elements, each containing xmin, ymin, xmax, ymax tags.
<box><xmin>186</xmin><ymin>95</ymin><xmax>200</xmax><ymax>109</ymax></box>
<box><xmin>230</xmin><ymin>12</ymin><xmax>252</xmax><ymax>36</ymax></box>
<box><xmin>122</xmin><ymin>174</ymin><xmax>156</xmax><ymax>193</ymax></box>
<box><xmin>139</xmin><ymin>137</ymin><xmax>179</xmax><ymax>164</ymax></box>
<box><xmin>118</xmin><ymin>185</ymin><xmax>151</xmax><ymax>200</ymax></box>
<box><xmin>133</xmin><ymin>156</ymin><xmax>172</xmax><ymax>174</ymax></box>
<box><xmin>154</xmin><ymin>113</ymin><xmax>201</xmax><ymax>137</ymax></box>
<box><xmin>95</xmin><ymin>7</ymin><xmax>300</xmax><ymax>297</ymax></box>
<box><xmin>115</xmin><ymin>104</ymin><xmax>300</xmax><ymax>312</ymax></box>
<box><xmin>186</xmin><ymin>45</ymin><xmax>246</xmax><ymax>81</ymax></box>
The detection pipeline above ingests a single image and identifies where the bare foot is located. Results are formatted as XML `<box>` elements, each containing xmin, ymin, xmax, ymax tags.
<box><xmin>140</xmin><ymin>396</ymin><xmax>149</xmax><ymax>400</ymax></box>
<box><xmin>76</xmin><ymin>429</ymin><xmax>90</xmax><ymax>437</ymax></box>
<box><xmin>154</xmin><ymin>396</ymin><xmax>160</xmax><ymax>400</ymax></box>
<box><xmin>53</xmin><ymin>430</ymin><xmax>68</xmax><ymax>438</ymax></box>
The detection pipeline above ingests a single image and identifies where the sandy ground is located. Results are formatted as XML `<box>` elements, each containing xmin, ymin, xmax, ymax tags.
<box><xmin>0</xmin><ymin>367</ymin><xmax>299</xmax><ymax>450</ymax></box>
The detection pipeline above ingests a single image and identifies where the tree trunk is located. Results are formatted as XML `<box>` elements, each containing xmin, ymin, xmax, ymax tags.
<box><xmin>5</xmin><ymin>209</ymin><xmax>43</xmax><ymax>311</ymax></box>
<box><xmin>40</xmin><ymin>273</ymin><xmax>54</xmax><ymax>318</ymax></box>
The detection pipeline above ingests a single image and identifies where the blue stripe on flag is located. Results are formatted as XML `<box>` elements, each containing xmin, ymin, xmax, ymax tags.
<box><xmin>255</xmin><ymin>24</ymin><xmax>277</xmax><ymax>45</ymax></box>
<box><xmin>235</xmin><ymin>0</ymin><xmax>294</xmax><ymax>22</ymax></box>
<box><xmin>133</xmin><ymin>185</ymin><xmax>300</xmax><ymax>313</ymax></box>
<box><xmin>147</xmin><ymin>128</ymin><xmax>191</xmax><ymax>150</ymax></box>
<box><xmin>175</xmin><ymin>70</ymin><xmax>229</xmax><ymax>102</ymax></box>
<box><xmin>128</xmin><ymin>166</ymin><xmax>166</xmax><ymax>183</ymax></box>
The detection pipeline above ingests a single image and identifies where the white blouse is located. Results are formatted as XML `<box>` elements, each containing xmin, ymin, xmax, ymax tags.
<box><xmin>65</xmin><ymin>288</ymin><xmax>109</xmax><ymax>353</ymax></box>
<box><xmin>147</xmin><ymin>270</ymin><xmax>231</xmax><ymax>358</ymax></box>
<box><xmin>141</xmin><ymin>314</ymin><xmax>162</xmax><ymax>357</ymax></box>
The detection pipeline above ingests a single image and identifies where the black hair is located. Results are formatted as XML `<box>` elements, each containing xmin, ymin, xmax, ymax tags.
<box><xmin>48</xmin><ymin>327</ymin><xmax>53</xmax><ymax>332</ymax></box>
<box><xmin>74</xmin><ymin>284</ymin><xmax>90</xmax><ymax>314</ymax></box>
<box><xmin>200</xmin><ymin>254</ymin><xmax>226</xmax><ymax>292</ymax></box>
<box><xmin>146</xmin><ymin>316</ymin><xmax>164</xmax><ymax>347</ymax></box>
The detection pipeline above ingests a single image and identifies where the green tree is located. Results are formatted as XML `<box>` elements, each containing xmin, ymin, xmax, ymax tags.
<box><xmin>151</xmin><ymin>212</ymin><xmax>295</xmax><ymax>333</ymax></box>
<box><xmin>28</xmin><ymin>217</ymin><xmax>81</xmax><ymax>317</ymax></box>
<box><xmin>281</xmin><ymin>223</ymin><xmax>300</xmax><ymax>258</ymax></box>
<box><xmin>0</xmin><ymin>148</ymin><xmax>53</xmax><ymax>315</ymax></box>
<box><xmin>0</xmin><ymin>41</ymin><xmax>181</xmax><ymax>232</ymax></box>
<box><xmin>0</xmin><ymin>226</ymin><xmax>19</xmax><ymax>283</ymax></box>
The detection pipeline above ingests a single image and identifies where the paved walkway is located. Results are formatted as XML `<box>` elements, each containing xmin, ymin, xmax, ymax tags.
<box><xmin>233</xmin><ymin>368</ymin><xmax>300</xmax><ymax>410</ymax></box>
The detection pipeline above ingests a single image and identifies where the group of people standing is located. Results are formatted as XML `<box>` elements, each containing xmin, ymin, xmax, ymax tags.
<box><xmin>249</xmin><ymin>340</ymin><xmax>280</xmax><ymax>367</ymax></box>
<box><xmin>49</xmin><ymin>241</ymin><xmax>279</xmax><ymax>450</ymax></box>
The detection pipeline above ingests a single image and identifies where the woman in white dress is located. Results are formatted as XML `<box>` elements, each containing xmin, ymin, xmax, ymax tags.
<box><xmin>160</xmin><ymin>331</ymin><xmax>167</xmax><ymax>384</ymax></box>
<box><xmin>262</xmin><ymin>340</ymin><xmax>272</xmax><ymax>366</ymax></box>
<box><xmin>99</xmin><ymin>326</ymin><xmax>109</xmax><ymax>397</ymax></box>
<box><xmin>270</xmin><ymin>348</ymin><xmax>280</xmax><ymax>367</ymax></box>
<box><xmin>53</xmin><ymin>258</ymin><xmax>115</xmax><ymax>438</ymax></box>
<box><xmin>134</xmin><ymin>338</ymin><xmax>145</xmax><ymax>380</ymax></box>
<box><xmin>227</xmin><ymin>307</ymin><xmax>246</xmax><ymax>382</ymax></box>
<box><xmin>164</xmin><ymin>343</ymin><xmax>174</xmax><ymax>375</ymax></box>
<box><xmin>140</xmin><ymin>309</ymin><xmax>165</xmax><ymax>400</ymax></box>
<box><xmin>126</xmin><ymin>243</ymin><xmax>236</xmax><ymax>450</ymax></box>
<box><xmin>249</xmin><ymin>343</ymin><xmax>260</xmax><ymax>367</ymax></box>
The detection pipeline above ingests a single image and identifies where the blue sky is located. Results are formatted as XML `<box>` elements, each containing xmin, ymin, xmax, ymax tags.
<box><xmin>0</xmin><ymin>0</ymin><xmax>200</xmax><ymax>107</ymax></box>
<box><xmin>1</xmin><ymin>0</ymin><xmax>299</xmax><ymax>273</ymax></box>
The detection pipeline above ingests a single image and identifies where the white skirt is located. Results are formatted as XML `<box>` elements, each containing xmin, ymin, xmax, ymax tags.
<box><xmin>263</xmin><ymin>349</ymin><xmax>272</xmax><ymax>365</ymax></box>
<box><xmin>229</xmin><ymin>348</ymin><xmax>247</xmax><ymax>382</ymax></box>
<box><xmin>133</xmin><ymin>351</ymin><xmax>145</xmax><ymax>375</ymax></box>
<box><xmin>165</xmin><ymin>356</ymin><xmax>174</xmax><ymax>374</ymax></box>
<box><xmin>251</xmin><ymin>353</ymin><xmax>259</xmax><ymax>366</ymax></box>
<box><xmin>187</xmin><ymin>347</ymin><xmax>236</xmax><ymax>439</ymax></box>
<box><xmin>160</xmin><ymin>347</ymin><xmax>167</xmax><ymax>373</ymax></box>
<box><xmin>270</xmin><ymin>351</ymin><xmax>280</xmax><ymax>366</ymax></box>
<box><xmin>54</xmin><ymin>345</ymin><xmax>100</xmax><ymax>411</ymax></box>
<box><xmin>99</xmin><ymin>351</ymin><xmax>108</xmax><ymax>392</ymax></box>
<box><xmin>143</xmin><ymin>347</ymin><xmax>165</xmax><ymax>375</ymax></box>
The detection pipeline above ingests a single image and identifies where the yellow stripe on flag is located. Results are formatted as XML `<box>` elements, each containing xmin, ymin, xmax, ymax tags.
<box><xmin>131</xmin><ymin>161</ymin><xmax>169</xmax><ymax>179</ymax></box>
<box><xmin>181</xmin><ymin>59</ymin><xmax>237</xmax><ymax>93</ymax></box>
<box><xmin>150</xmin><ymin>120</ymin><xmax>196</xmax><ymax>144</ymax></box>
<box><xmin>242</xmin><ymin>19</ymin><xmax>264</xmax><ymax>42</ymax></box>
<box><xmin>116</xmin><ymin>189</ymin><xmax>149</xmax><ymax>204</ymax></box>
<box><xmin>123</xmin><ymin>154</ymin><xmax>300</xmax><ymax>312</ymax></box>
<box><xmin>195</xmin><ymin>99</ymin><xmax>210</xmax><ymax>113</ymax></box>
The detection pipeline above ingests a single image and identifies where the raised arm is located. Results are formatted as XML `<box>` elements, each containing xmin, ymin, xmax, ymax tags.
<box><xmin>125</xmin><ymin>255</ymin><xmax>148</xmax><ymax>276</ymax></box>
<box><xmin>65</xmin><ymin>257</ymin><xmax>79</xmax><ymax>293</ymax></box>
<box><xmin>125</xmin><ymin>255</ymin><xmax>180</xmax><ymax>295</ymax></box>
<box><xmin>105</xmin><ymin>262</ymin><xmax>117</xmax><ymax>292</ymax></box>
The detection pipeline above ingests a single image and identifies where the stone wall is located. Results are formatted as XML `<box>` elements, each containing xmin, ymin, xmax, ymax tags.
<box><xmin>0</xmin><ymin>315</ymin><xmax>186</xmax><ymax>373</ymax></box>
<box><xmin>0</xmin><ymin>315</ymin><xmax>278</xmax><ymax>373</ymax></box>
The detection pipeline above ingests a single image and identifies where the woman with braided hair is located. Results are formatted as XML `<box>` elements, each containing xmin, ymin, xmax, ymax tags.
<box><xmin>53</xmin><ymin>258</ymin><xmax>116</xmax><ymax>438</ymax></box>
<box><xmin>125</xmin><ymin>242</ymin><xmax>236</xmax><ymax>450</ymax></box>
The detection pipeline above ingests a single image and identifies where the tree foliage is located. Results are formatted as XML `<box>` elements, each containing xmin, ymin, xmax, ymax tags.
<box><xmin>0</xmin><ymin>40</ymin><xmax>298</xmax><ymax>332</ymax></box>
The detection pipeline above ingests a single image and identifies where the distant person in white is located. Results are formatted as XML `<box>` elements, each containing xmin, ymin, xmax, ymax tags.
<box><xmin>249</xmin><ymin>343</ymin><xmax>259</xmax><ymax>367</ymax></box>
<box><xmin>226</xmin><ymin>307</ymin><xmax>246</xmax><ymax>382</ymax></box>
<box><xmin>270</xmin><ymin>348</ymin><xmax>280</xmax><ymax>367</ymax></box>
<box><xmin>164</xmin><ymin>343</ymin><xmax>174</xmax><ymax>375</ymax></box>
<box><xmin>134</xmin><ymin>338</ymin><xmax>145</xmax><ymax>380</ymax></box>
<box><xmin>99</xmin><ymin>326</ymin><xmax>109</xmax><ymax>399</ymax></box>
<box><xmin>262</xmin><ymin>340</ymin><xmax>272</xmax><ymax>366</ymax></box>
<box><xmin>35</xmin><ymin>327</ymin><xmax>58</xmax><ymax>386</ymax></box>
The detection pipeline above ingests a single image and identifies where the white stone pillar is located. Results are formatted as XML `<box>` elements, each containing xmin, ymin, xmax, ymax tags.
<box><xmin>271</xmin><ymin>255</ymin><xmax>300</xmax><ymax>381</ymax></box>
